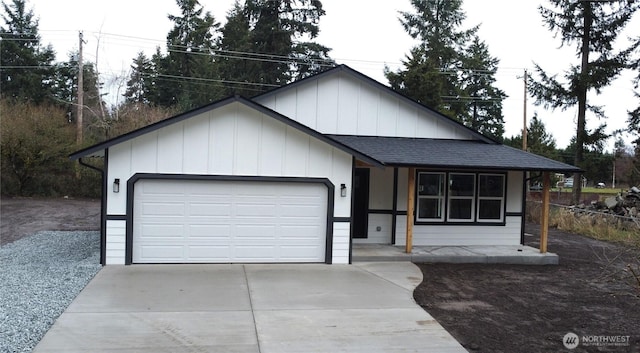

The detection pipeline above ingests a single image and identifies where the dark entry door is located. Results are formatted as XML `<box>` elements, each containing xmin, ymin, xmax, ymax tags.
<box><xmin>353</xmin><ymin>168</ymin><xmax>370</xmax><ymax>238</ymax></box>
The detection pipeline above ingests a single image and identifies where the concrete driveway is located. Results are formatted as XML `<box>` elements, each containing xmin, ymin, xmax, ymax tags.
<box><xmin>34</xmin><ymin>262</ymin><xmax>466</xmax><ymax>353</ymax></box>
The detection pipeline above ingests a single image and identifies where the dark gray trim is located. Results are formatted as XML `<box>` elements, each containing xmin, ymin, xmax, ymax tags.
<box><xmin>397</xmin><ymin>211</ymin><xmax>408</xmax><ymax>216</ymax></box>
<box><xmin>69</xmin><ymin>96</ymin><xmax>382</xmax><ymax>168</ymax></box>
<box><xmin>391</xmin><ymin>167</ymin><xmax>398</xmax><ymax>245</ymax></box>
<box><xmin>334</xmin><ymin>217</ymin><xmax>351</xmax><ymax>222</ymax></box>
<box><xmin>520</xmin><ymin>172</ymin><xmax>527</xmax><ymax>245</ymax></box>
<box><xmin>254</xmin><ymin>65</ymin><xmax>496</xmax><ymax>144</ymax></box>
<box><xmin>348</xmin><ymin>157</ymin><xmax>356</xmax><ymax>265</ymax></box>
<box><xmin>506</xmin><ymin>212</ymin><xmax>524</xmax><ymax>217</ymax></box>
<box><xmin>413</xmin><ymin>170</ymin><xmax>509</xmax><ymax>226</ymax></box>
<box><xmin>368</xmin><ymin>209</ymin><xmax>394</xmax><ymax>214</ymax></box>
<box><xmin>79</xmin><ymin>155</ymin><xmax>107</xmax><ymax>266</ymax></box>
<box><xmin>388</xmin><ymin>162</ymin><xmax>579</xmax><ymax>173</ymax></box>
<box><xmin>125</xmin><ymin>174</ymin><xmax>335</xmax><ymax>265</ymax></box>
<box><xmin>106</xmin><ymin>215</ymin><xmax>127</xmax><ymax>221</ymax></box>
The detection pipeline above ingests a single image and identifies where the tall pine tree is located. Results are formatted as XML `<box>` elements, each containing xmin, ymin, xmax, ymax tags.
<box><xmin>0</xmin><ymin>0</ymin><xmax>55</xmax><ymax>103</ymax></box>
<box><xmin>528</xmin><ymin>0</ymin><xmax>638</xmax><ymax>204</ymax></box>
<box><xmin>385</xmin><ymin>0</ymin><xmax>505</xmax><ymax>138</ymax></box>
<box><xmin>218</xmin><ymin>0</ymin><xmax>334</xmax><ymax>96</ymax></box>
<box><xmin>149</xmin><ymin>0</ymin><xmax>223</xmax><ymax>110</ymax></box>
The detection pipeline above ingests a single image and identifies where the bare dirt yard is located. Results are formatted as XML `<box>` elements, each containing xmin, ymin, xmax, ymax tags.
<box><xmin>0</xmin><ymin>197</ymin><xmax>100</xmax><ymax>245</ymax></box>
<box><xmin>414</xmin><ymin>225</ymin><xmax>640</xmax><ymax>352</ymax></box>
<box><xmin>2</xmin><ymin>197</ymin><xmax>639</xmax><ymax>352</ymax></box>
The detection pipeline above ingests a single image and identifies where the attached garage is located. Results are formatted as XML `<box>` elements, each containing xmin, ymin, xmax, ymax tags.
<box><xmin>131</xmin><ymin>177</ymin><xmax>330</xmax><ymax>264</ymax></box>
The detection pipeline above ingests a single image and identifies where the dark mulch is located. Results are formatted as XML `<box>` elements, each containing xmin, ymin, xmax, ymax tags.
<box><xmin>413</xmin><ymin>224</ymin><xmax>640</xmax><ymax>352</ymax></box>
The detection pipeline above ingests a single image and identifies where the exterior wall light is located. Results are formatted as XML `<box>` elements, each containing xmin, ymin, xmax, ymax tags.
<box><xmin>113</xmin><ymin>178</ymin><xmax>120</xmax><ymax>193</ymax></box>
<box><xmin>340</xmin><ymin>183</ymin><xmax>347</xmax><ymax>197</ymax></box>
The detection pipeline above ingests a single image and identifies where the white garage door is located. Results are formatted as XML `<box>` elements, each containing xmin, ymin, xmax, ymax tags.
<box><xmin>133</xmin><ymin>179</ymin><xmax>328</xmax><ymax>263</ymax></box>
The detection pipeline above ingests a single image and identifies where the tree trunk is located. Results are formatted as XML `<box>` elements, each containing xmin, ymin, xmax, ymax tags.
<box><xmin>573</xmin><ymin>2</ymin><xmax>592</xmax><ymax>205</ymax></box>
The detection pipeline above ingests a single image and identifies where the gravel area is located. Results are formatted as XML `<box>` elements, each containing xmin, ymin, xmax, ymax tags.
<box><xmin>0</xmin><ymin>231</ymin><xmax>101</xmax><ymax>353</ymax></box>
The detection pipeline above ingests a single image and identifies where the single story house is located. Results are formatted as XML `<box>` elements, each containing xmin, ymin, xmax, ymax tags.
<box><xmin>70</xmin><ymin>65</ymin><xmax>579</xmax><ymax>265</ymax></box>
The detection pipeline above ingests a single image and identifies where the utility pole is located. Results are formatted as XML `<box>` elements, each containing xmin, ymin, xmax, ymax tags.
<box><xmin>76</xmin><ymin>31</ymin><xmax>84</xmax><ymax>145</ymax></box>
<box><xmin>522</xmin><ymin>69</ymin><xmax>528</xmax><ymax>151</ymax></box>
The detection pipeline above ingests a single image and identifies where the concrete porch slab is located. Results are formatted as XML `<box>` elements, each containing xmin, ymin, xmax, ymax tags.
<box><xmin>353</xmin><ymin>244</ymin><xmax>559</xmax><ymax>265</ymax></box>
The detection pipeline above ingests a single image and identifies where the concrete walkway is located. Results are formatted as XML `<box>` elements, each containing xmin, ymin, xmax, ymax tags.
<box><xmin>353</xmin><ymin>244</ymin><xmax>559</xmax><ymax>265</ymax></box>
<box><xmin>34</xmin><ymin>263</ymin><xmax>466</xmax><ymax>353</ymax></box>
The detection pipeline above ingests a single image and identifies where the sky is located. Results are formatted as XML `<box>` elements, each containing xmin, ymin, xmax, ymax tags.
<box><xmin>25</xmin><ymin>0</ymin><xmax>639</xmax><ymax>150</ymax></box>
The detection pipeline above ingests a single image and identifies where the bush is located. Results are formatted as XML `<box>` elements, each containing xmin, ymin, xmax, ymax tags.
<box><xmin>0</xmin><ymin>100</ymin><xmax>101</xmax><ymax>197</ymax></box>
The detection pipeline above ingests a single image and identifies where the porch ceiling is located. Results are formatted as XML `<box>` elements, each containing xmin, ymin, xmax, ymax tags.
<box><xmin>328</xmin><ymin>135</ymin><xmax>581</xmax><ymax>172</ymax></box>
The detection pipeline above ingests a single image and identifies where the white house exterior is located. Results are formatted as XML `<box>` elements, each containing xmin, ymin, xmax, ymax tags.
<box><xmin>71</xmin><ymin>65</ymin><xmax>579</xmax><ymax>266</ymax></box>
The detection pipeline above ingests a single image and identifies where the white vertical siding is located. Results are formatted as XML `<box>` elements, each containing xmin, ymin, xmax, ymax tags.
<box><xmin>507</xmin><ymin>171</ymin><xmax>524</xmax><ymax>213</ymax></box>
<box><xmin>105</xmin><ymin>101</ymin><xmax>354</xmax><ymax>264</ymax></box>
<box><xmin>182</xmin><ymin>116</ymin><xmax>210</xmax><ymax>174</ymax></box>
<box><xmin>395</xmin><ymin>215</ymin><xmax>522</xmax><ymax>246</ymax></box>
<box><xmin>157</xmin><ymin>123</ymin><xmax>183</xmax><ymax>173</ymax></box>
<box><xmin>316</xmin><ymin>77</ymin><xmax>339</xmax><ymax>133</ymax></box>
<box><xmin>209</xmin><ymin>106</ymin><xmax>236</xmax><ymax>174</ymax></box>
<box><xmin>353</xmin><ymin>214</ymin><xmax>392</xmax><ymax>244</ymax></box>
<box><xmin>368</xmin><ymin>167</ymin><xmax>394</xmax><ymax>210</ymax></box>
<box><xmin>296</xmin><ymin>83</ymin><xmax>318</xmax><ymax>129</ymax></box>
<box><xmin>254</xmin><ymin>71</ymin><xmax>476</xmax><ymax>140</ymax></box>
<box><xmin>105</xmin><ymin>220</ymin><xmax>126</xmax><ymax>265</ymax></box>
<box><xmin>332</xmin><ymin>222</ymin><xmax>350</xmax><ymax>264</ymax></box>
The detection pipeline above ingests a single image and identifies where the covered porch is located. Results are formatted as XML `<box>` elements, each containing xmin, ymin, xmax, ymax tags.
<box><xmin>332</xmin><ymin>136</ymin><xmax>580</xmax><ymax>262</ymax></box>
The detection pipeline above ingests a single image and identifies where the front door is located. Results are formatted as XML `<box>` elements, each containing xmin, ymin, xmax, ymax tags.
<box><xmin>353</xmin><ymin>168</ymin><xmax>370</xmax><ymax>238</ymax></box>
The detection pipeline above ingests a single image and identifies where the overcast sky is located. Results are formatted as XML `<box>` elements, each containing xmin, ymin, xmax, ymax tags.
<box><xmin>26</xmin><ymin>0</ymin><xmax>639</xmax><ymax>150</ymax></box>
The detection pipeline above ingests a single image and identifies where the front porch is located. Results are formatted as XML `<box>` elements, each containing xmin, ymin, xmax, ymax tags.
<box><xmin>352</xmin><ymin>243</ymin><xmax>559</xmax><ymax>265</ymax></box>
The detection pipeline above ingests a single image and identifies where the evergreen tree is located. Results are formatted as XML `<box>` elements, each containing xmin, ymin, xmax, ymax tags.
<box><xmin>217</xmin><ymin>1</ymin><xmax>261</xmax><ymax>97</ymax></box>
<box><xmin>504</xmin><ymin>114</ymin><xmax>559</xmax><ymax>161</ymax></box>
<box><xmin>52</xmin><ymin>52</ymin><xmax>106</xmax><ymax>142</ymax></box>
<box><xmin>124</xmin><ymin>51</ymin><xmax>154</xmax><ymax>105</ymax></box>
<box><xmin>627</xmin><ymin>36</ymin><xmax>640</xmax><ymax>143</ymax></box>
<box><xmin>385</xmin><ymin>0</ymin><xmax>505</xmax><ymax>138</ymax></box>
<box><xmin>528</xmin><ymin>0</ymin><xmax>638</xmax><ymax>204</ymax></box>
<box><xmin>460</xmin><ymin>36</ymin><xmax>506</xmax><ymax>140</ymax></box>
<box><xmin>0</xmin><ymin>0</ymin><xmax>55</xmax><ymax>103</ymax></box>
<box><xmin>151</xmin><ymin>0</ymin><xmax>223</xmax><ymax>109</ymax></box>
<box><xmin>218</xmin><ymin>0</ymin><xmax>334</xmax><ymax>96</ymax></box>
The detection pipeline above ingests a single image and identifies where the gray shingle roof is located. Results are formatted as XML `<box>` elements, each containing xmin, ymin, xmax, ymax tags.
<box><xmin>328</xmin><ymin>135</ymin><xmax>581</xmax><ymax>172</ymax></box>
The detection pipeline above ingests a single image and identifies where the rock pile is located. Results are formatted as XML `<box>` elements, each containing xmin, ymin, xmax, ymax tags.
<box><xmin>588</xmin><ymin>187</ymin><xmax>640</xmax><ymax>222</ymax></box>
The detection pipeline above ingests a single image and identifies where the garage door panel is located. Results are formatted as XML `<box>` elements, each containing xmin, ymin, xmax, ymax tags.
<box><xmin>188</xmin><ymin>246</ymin><xmax>232</xmax><ymax>261</ymax></box>
<box><xmin>140</xmin><ymin>224</ymin><xmax>184</xmax><ymax>238</ymax></box>
<box><xmin>234</xmin><ymin>246</ymin><xmax>277</xmax><ymax>261</ymax></box>
<box><xmin>188</xmin><ymin>224</ymin><xmax>232</xmax><ymax>237</ymax></box>
<box><xmin>139</xmin><ymin>245</ymin><xmax>185</xmax><ymax>261</ymax></box>
<box><xmin>141</xmin><ymin>202</ymin><xmax>185</xmax><ymax>216</ymax></box>
<box><xmin>189</xmin><ymin>202</ymin><xmax>232</xmax><ymax>216</ymax></box>
<box><xmin>234</xmin><ymin>225</ymin><xmax>277</xmax><ymax>238</ymax></box>
<box><xmin>133</xmin><ymin>179</ymin><xmax>327</xmax><ymax>263</ymax></box>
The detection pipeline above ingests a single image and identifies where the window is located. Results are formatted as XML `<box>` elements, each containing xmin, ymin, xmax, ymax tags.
<box><xmin>448</xmin><ymin>173</ymin><xmax>475</xmax><ymax>222</ymax></box>
<box><xmin>414</xmin><ymin>171</ymin><xmax>506</xmax><ymax>224</ymax></box>
<box><xmin>477</xmin><ymin>174</ymin><xmax>505</xmax><ymax>222</ymax></box>
<box><xmin>416</xmin><ymin>173</ymin><xmax>445</xmax><ymax>221</ymax></box>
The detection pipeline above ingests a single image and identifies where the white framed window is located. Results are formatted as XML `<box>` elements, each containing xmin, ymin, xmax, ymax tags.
<box><xmin>477</xmin><ymin>174</ymin><xmax>505</xmax><ymax>222</ymax></box>
<box><xmin>414</xmin><ymin>171</ymin><xmax>506</xmax><ymax>224</ymax></box>
<box><xmin>447</xmin><ymin>173</ymin><xmax>475</xmax><ymax>222</ymax></box>
<box><xmin>416</xmin><ymin>172</ymin><xmax>445</xmax><ymax>222</ymax></box>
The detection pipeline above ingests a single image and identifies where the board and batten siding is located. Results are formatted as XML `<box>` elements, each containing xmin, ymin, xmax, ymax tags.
<box><xmin>104</xmin><ymin>101</ymin><xmax>353</xmax><ymax>265</ymax></box>
<box><xmin>255</xmin><ymin>72</ymin><xmax>477</xmax><ymax>140</ymax></box>
<box><xmin>392</xmin><ymin>169</ymin><xmax>524</xmax><ymax>246</ymax></box>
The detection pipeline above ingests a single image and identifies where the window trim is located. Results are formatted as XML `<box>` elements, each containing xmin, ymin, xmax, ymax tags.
<box><xmin>446</xmin><ymin>172</ymin><xmax>476</xmax><ymax>223</ymax></box>
<box><xmin>414</xmin><ymin>170</ymin><xmax>507</xmax><ymax>226</ymax></box>
<box><xmin>415</xmin><ymin>172</ymin><xmax>446</xmax><ymax>222</ymax></box>
<box><xmin>476</xmin><ymin>173</ymin><xmax>506</xmax><ymax>223</ymax></box>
